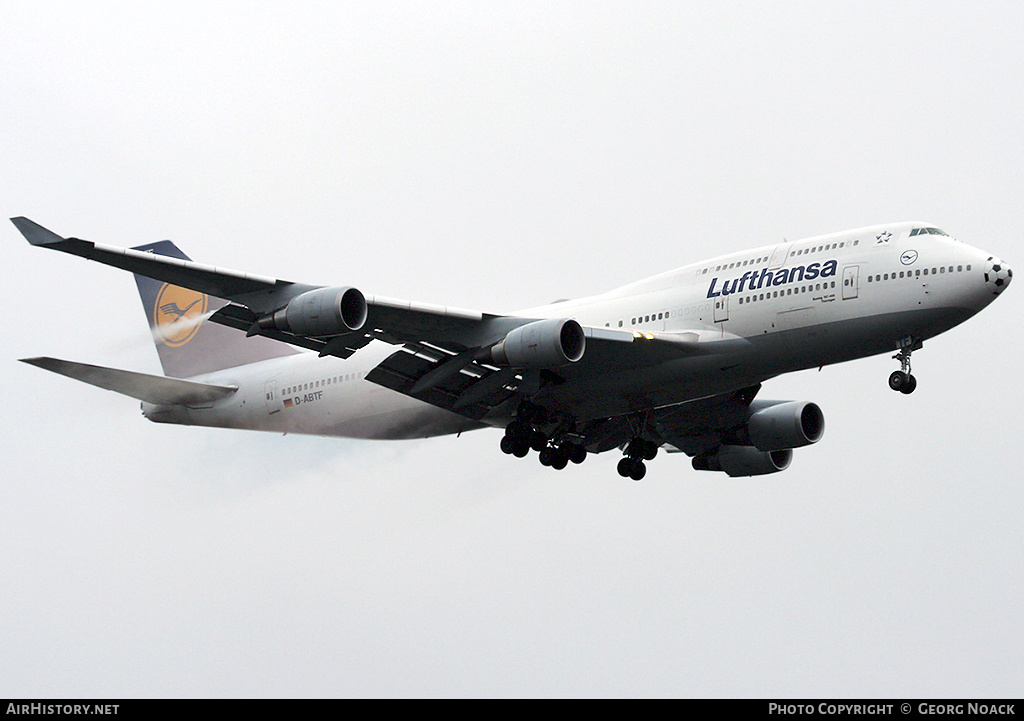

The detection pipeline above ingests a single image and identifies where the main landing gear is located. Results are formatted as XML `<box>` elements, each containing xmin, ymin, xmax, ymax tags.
<box><xmin>616</xmin><ymin>438</ymin><xmax>659</xmax><ymax>481</ymax></box>
<box><xmin>888</xmin><ymin>339</ymin><xmax>920</xmax><ymax>394</ymax></box>
<box><xmin>500</xmin><ymin>403</ymin><xmax>663</xmax><ymax>480</ymax></box>
<box><xmin>499</xmin><ymin>404</ymin><xmax>587</xmax><ymax>471</ymax></box>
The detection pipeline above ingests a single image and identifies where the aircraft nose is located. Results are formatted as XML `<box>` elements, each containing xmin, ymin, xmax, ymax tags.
<box><xmin>983</xmin><ymin>256</ymin><xmax>1012</xmax><ymax>295</ymax></box>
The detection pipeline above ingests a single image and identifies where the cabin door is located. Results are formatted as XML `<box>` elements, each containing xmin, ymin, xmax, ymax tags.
<box><xmin>842</xmin><ymin>265</ymin><xmax>859</xmax><ymax>300</ymax></box>
<box><xmin>714</xmin><ymin>294</ymin><xmax>729</xmax><ymax>323</ymax></box>
<box><xmin>265</xmin><ymin>380</ymin><xmax>281</xmax><ymax>415</ymax></box>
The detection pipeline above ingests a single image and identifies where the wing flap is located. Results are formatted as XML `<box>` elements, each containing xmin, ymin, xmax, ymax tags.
<box><xmin>20</xmin><ymin>357</ymin><xmax>237</xmax><ymax>406</ymax></box>
<box><xmin>365</xmin><ymin>345</ymin><xmax>516</xmax><ymax>420</ymax></box>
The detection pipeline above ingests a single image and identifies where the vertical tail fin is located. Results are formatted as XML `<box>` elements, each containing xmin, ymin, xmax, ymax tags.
<box><xmin>132</xmin><ymin>240</ymin><xmax>298</xmax><ymax>378</ymax></box>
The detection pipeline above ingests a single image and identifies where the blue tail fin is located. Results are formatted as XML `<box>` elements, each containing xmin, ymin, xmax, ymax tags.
<box><xmin>132</xmin><ymin>241</ymin><xmax>298</xmax><ymax>378</ymax></box>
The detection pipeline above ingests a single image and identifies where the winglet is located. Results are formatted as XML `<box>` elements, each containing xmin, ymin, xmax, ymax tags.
<box><xmin>10</xmin><ymin>217</ymin><xmax>66</xmax><ymax>246</ymax></box>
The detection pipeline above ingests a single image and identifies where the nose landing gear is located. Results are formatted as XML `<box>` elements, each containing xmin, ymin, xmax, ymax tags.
<box><xmin>889</xmin><ymin>338</ymin><xmax>921</xmax><ymax>394</ymax></box>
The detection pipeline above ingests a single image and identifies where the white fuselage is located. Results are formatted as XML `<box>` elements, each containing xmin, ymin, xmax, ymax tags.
<box><xmin>143</xmin><ymin>222</ymin><xmax>1006</xmax><ymax>439</ymax></box>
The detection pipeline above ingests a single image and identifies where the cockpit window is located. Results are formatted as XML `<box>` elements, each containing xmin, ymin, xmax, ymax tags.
<box><xmin>910</xmin><ymin>227</ymin><xmax>949</xmax><ymax>237</ymax></box>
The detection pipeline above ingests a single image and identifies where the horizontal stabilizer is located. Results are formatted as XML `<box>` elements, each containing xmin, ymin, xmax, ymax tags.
<box><xmin>20</xmin><ymin>357</ymin><xmax>237</xmax><ymax>406</ymax></box>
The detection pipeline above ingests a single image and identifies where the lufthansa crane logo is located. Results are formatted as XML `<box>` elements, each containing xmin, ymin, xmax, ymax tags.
<box><xmin>153</xmin><ymin>283</ymin><xmax>208</xmax><ymax>347</ymax></box>
<box><xmin>900</xmin><ymin>250</ymin><xmax>919</xmax><ymax>265</ymax></box>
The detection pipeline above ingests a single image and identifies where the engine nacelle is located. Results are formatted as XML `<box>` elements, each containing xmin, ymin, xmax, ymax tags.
<box><xmin>692</xmin><ymin>446</ymin><xmax>793</xmax><ymax>477</ymax></box>
<box><xmin>259</xmin><ymin>286</ymin><xmax>367</xmax><ymax>337</ymax></box>
<box><xmin>490</xmin><ymin>318</ymin><xmax>586</xmax><ymax>369</ymax></box>
<box><xmin>746</xmin><ymin>400</ymin><xmax>824</xmax><ymax>452</ymax></box>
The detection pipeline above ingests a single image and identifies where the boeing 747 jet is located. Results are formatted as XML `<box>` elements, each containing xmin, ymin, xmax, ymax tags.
<box><xmin>13</xmin><ymin>218</ymin><xmax>1011</xmax><ymax>479</ymax></box>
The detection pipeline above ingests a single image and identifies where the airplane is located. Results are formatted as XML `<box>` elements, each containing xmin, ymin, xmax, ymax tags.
<box><xmin>12</xmin><ymin>217</ymin><xmax>1012</xmax><ymax>480</ymax></box>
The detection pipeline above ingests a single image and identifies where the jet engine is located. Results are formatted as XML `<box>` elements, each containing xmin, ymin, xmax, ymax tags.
<box><xmin>692</xmin><ymin>446</ymin><xmax>793</xmax><ymax>477</ymax></box>
<box><xmin>258</xmin><ymin>286</ymin><xmax>367</xmax><ymax>337</ymax></box>
<box><xmin>490</xmin><ymin>318</ymin><xmax>586</xmax><ymax>369</ymax></box>
<box><xmin>745</xmin><ymin>400</ymin><xmax>824</xmax><ymax>451</ymax></box>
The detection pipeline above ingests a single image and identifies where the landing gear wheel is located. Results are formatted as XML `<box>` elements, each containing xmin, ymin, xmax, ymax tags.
<box><xmin>889</xmin><ymin>370</ymin><xmax>908</xmax><ymax>392</ymax></box>
<box><xmin>900</xmin><ymin>374</ymin><xmax>917</xmax><ymax>394</ymax></box>
<box><xmin>626</xmin><ymin>438</ymin><xmax>659</xmax><ymax>461</ymax></box>
<box><xmin>551</xmin><ymin>451</ymin><xmax>569</xmax><ymax>471</ymax></box>
<box><xmin>505</xmin><ymin>420</ymin><xmax>527</xmax><ymax>440</ymax></box>
<box><xmin>567</xmin><ymin>444</ymin><xmax>587</xmax><ymax>464</ymax></box>
<box><xmin>617</xmin><ymin>457</ymin><xmax>646</xmax><ymax>480</ymax></box>
<box><xmin>511</xmin><ymin>440</ymin><xmax>530</xmax><ymax>458</ymax></box>
<box><xmin>642</xmin><ymin>441</ymin><xmax>658</xmax><ymax>461</ymax></box>
<box><xmin>500</xmin><ymin>435</ymin><xmax>514</xmax><ymax>455</ymax></box>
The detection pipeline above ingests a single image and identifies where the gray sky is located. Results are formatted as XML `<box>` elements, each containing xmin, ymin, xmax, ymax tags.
<box><xmin>2</xmin><ymin>1</ymin><xmax>1022</xmax><ymax>697</ymax></box>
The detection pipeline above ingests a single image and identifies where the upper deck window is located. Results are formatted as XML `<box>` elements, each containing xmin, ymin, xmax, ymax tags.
<box><xmin>910</xmin><ymin>227</ymin><xmax>949</xmax><ymax>237</ymax></box>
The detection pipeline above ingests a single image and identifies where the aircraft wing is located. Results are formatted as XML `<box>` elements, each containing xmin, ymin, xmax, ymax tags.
<box><xmin>12</xmin><ymin>217</ymin><xmax>515</xmax><ymax>346</ymax></box>
<box><xmin>11</xmin><ymin>217</ymin><xmax>317</xmax><ymax>314</ymax></box>
<box><xmin>14</xmin><ymin>218</ymin><xmax>742</xmax><ymax>420</ymax></box>
<box><xmin>563</xmin><ymin>384</ymin><xmax>762</xmax><ymax>455</ymax></box>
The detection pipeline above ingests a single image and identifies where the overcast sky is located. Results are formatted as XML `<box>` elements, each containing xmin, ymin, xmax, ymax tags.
<box><xmin>2</xmin><ymin>1</ymin><xmax>1022</xmax><ymax>698</ymax></box>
